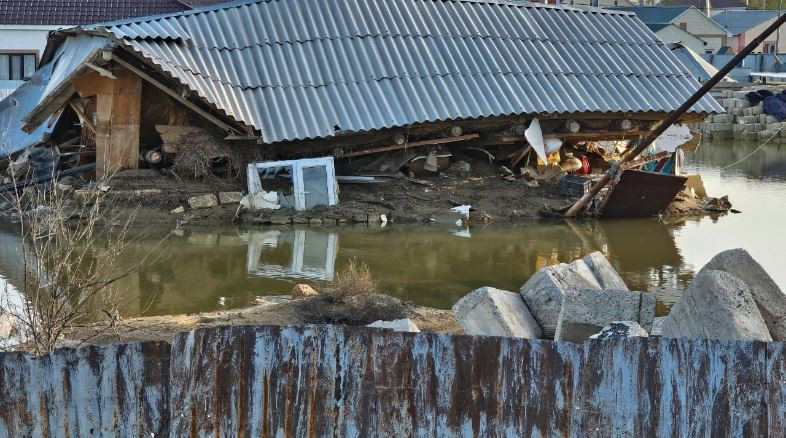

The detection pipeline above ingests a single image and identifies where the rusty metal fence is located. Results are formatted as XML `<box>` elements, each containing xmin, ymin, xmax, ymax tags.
<box><xmin>1</xmin><ymin>325</ymin><xmax>784</xmax><ymax>437</ymax></box>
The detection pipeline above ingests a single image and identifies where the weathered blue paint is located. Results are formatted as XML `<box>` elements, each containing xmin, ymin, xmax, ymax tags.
<box><xmin>0</xmin><ymin>341</ymin><xmax>170</xmax><ymax>437</ymax></box>
<box><xmin>0</xmin><ymin>325</ymin><xmax>784</xmax><ymax>436</ymax></box>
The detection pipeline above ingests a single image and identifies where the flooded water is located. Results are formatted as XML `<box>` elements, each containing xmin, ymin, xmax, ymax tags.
<box><xmin>0</xmin><ymin>139</ymin><xmax>784</xmax><ymax>318</ymax></box>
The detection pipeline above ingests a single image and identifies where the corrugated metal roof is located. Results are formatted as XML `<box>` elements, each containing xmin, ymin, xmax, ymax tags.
<box><xmin>611</xmin><ymin>5</ymin><xmax>692</xmax><ymax>25</ymax></box>
<box><xmin>91</xmin><ymin>0</ymin><xmax>721</xmax><ymax>143</ymax></box>
<box><xmin>0</xmin><ymin>35</ymin><xmax>110</xmax><ymax>156</ymax></box>
<box><xmin>712</xmin><ymin>9</ymin><xmax>779</xmax><ymax>35</ymax></box>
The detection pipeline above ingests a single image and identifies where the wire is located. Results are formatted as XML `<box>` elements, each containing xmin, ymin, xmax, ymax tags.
<box><xmin>719</xmin><ymin>126</ymin><xmax>782</xmax><ymax>170</ymax></box>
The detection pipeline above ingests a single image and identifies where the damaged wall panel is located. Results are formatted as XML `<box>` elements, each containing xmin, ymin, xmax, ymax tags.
<box><xmin>0</xmin><ymin>326</ymin><xmax>782</xmax><ymax>436</ymax></box>
<box><xmin>94</xmin><ymin>68</ymin><xmax>142</xmax><ymax>178</ymax></box>
<box><xmin>0</xmin><ymin>341</ymin><xmax>170</xmax><ymax>437</ymax></box>
<box><xmin>168</xmin><ymin>325</ymin><xmax>781</xmax><ymax>437</ymax></box>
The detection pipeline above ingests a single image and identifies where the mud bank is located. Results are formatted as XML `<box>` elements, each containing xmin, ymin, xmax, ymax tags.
<box><xmin>64</xmin><ymin>295</ymin><xmax>460</xmax><ymax>346</ymax></box>
<box><xmin>51</xmin><ymin>156</ymin><xmax>718</xmax><ymax>227</ymax></box>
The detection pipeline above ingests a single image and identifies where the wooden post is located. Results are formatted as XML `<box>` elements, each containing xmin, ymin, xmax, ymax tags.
<box><xmin>94</xmin><ymin>68</ymin><xmax>141</xmax><ymax>178</ymax></box>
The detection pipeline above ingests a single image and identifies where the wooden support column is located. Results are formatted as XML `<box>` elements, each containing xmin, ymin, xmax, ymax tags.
<box><xmin>94</xmin><ymin>68</ymin><xmax>141</xmax><ymax>178</ymax></box>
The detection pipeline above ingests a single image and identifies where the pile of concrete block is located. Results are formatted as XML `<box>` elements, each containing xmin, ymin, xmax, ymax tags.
<box><xmin>691</xmin><ymin>87</ymin><xmax>786</xmax><ymax>142</ymax></box>
<box><xmin>661</xmin><ymin>248</ymin><xmax>785</xmax><ymax>341</ymax></box>
<box><xmin>451</xmin><ymin>252</ymin><xmax>655</xmax><ymax>343</ymax></box>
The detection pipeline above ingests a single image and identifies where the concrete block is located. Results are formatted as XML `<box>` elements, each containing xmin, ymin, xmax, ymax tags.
<box><xmin>367</xmin><ymin>318</ymin><xmax>420</xmax><ymax>332</ymax></box>
<box><xmin>734</xmin><ymin>98</ymin><xmax>751</xmax><ymax>108</ymax></box>
<box><xmin>766</xmin><ymin>115</ymin><xmax>779</xmax><ymax>124</ymax></box>
<box><xmin>712</xmin><ymin>114</ymin><xmax>733</xmax><ymax>123</ymax></box>
<box><xmin>759</xmin><ymin>114</ymin><xmax>769</xmax><ymax>123</ymax></box>
<box><xmin>704</xmin><ymin>248</ymin><xmax>786</xmax><ymax>340</ymax></box>
<box><xmin>751</xmin><ymin>105</ymin><xmax>764</xmax><ymax>115</ymax></box>
<box><xmin>581</xmin><ymin>251</ymin><xmax>628</xmax><ymax>290</ymax></box>
<box><xmin>187</xmin><ymin>194</ymin><xmax>218</xmax><ymax>209</ymax></box>
<box><xmin>218</xmin><ymin>191</ymin><xmax>243</xmax><ymax>204</ymax></box>
<box><xmin>731</xmin><ymin>107</ymin><xmax>744</xmax><ymax>116</ymax></box>
<box><xmin>453</xmin><ymin>287</ymin><xmax>542</xmax><ymax>338</ymax></box>
<box><xmin>589</xmin><ymin>321</ymin><xmax>648</xmax><ymax>340</ymax></box>
<box><xmin>554</xmin><ymin>289</ymin><xmax>655</xmax><ymax>342</ymax></box>
<box><xmin>766</xmin><ymin>122</ymin><xmax>784</xmax><ymax>131</ymax></box>
<box><xmin>661</xmin><ymin>269</ymin><xmax>772</xmax><ymax>341</ymax></box>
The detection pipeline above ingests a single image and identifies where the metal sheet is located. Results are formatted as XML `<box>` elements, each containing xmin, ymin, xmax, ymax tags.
<box><xmin>0</xmin><ymin>325</ymin><xmax>784</xmax><ymax>436</ymax></box>
<box><xmin>0</xmin><ymin>35</ymin><xmax>110</xmax><ymax>157</ymax></box>
<box><xmin>602</xmin><ymin>170</ymin><xmax>688</xmax><ymax>218</ymax></box>
<box><xmin>168</xmin><ymin>325</ymin><xmax>778</xmax><ymax>436</ymax></box>
<box><xmin>87</xmin><ymin>0</ymin><xmax>721</xmax><ymax>143</ymax></box>
<box><xmin>0</xmin><ymin>341</ymin><xmax>170</xmax><ymax>437</ymax></box>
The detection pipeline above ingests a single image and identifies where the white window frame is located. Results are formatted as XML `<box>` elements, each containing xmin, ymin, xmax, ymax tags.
<box><xmin>247</xmin><ymin>157</ymin><xmax>338</xmax><ymax>211</ymax></box>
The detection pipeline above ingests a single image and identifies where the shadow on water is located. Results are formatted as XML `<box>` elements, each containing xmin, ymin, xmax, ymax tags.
<box><xmin>0</xmin><ymin>139</ymin><xmax>783</xmax><ymax>318</ymax></box>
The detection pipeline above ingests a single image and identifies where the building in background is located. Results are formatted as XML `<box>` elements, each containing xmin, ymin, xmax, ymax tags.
<box><xmin>712</xmin><ymin>9</ymin><xmax>786</xmax><ymax>53</ymax></box>
<box><xmin>613</xmin><ymin>6</ymin><xmax>732</xmax><ymax>53</ymax></box>
<box><xmin>0</xmin><ymin>0</ymin><xmax>194</xmax><ymax>99</ymax></box>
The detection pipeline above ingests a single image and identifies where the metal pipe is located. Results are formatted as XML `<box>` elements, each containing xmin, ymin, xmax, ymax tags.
<box><xmin>563</xmin><ymin>12</ymin><xmax>786</xmax><ymax>218</ymax></box>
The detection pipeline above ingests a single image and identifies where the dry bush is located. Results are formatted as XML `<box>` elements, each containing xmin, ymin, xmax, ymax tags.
<box><xmin>321</xmin><ymin>258</ymin><xmax>377</xmax><ymax>303</ymax></box>
<box><xmin>298</xmin><ymin>258</ymin><xmax>406</xmax><ymax>325</ymax></box>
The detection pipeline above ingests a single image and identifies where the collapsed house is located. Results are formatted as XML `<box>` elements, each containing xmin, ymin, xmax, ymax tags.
<box><xmin>0</xmin><ymin>0</ymin><xmax>724</xmax><ymax>222</ymax></box>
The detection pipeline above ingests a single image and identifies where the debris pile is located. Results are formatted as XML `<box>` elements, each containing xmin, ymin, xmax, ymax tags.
<box><xmin>451</xmin><ymin>248</ymin><xmax>784</xmax><ymax>343</ymax></box>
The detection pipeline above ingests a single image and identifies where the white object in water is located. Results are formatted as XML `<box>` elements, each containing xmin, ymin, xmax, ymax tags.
<box><xmin>450</xmin><ymin>204</ymin><xmax>471</xmax><ymax>218</ymax></box>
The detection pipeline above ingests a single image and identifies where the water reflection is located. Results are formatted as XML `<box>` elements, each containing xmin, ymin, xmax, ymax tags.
<box><xmin>56</xmin><ymin>218</ymin><xmax>695</xmax><ymax>316</ymax></box>
<box><xmin>245</xmin><ymin>229</ymin><xmax>338</xmax><ymax>281</ymax></box>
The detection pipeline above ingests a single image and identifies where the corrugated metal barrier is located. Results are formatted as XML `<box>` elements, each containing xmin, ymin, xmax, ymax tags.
<box><xmin>1</xmin><ymin>325</ymin><xmax>785</xmax><ymax>436</ymax></box>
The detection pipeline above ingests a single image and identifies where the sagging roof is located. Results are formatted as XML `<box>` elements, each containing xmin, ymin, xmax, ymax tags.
<box><xmin>0</xmin><ymin>35</ymin><xmax>110</xmax><ymax>157</ymax></box>
<box><xmin>668</xmin><ymin>42</ymin><xmax>733</xmax><ymax>83</ymax></box>
<box><xmin>0</xmin><ymin>0</ymin><xmax>190</xmax><ymax>26</ymax></box>
<box><xmin>74</xmin><ymin>0</ymin><xmax>722</xmax><ymax>143</ymax></box>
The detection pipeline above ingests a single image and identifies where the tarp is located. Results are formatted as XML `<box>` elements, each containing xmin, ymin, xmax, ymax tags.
<box><xmin>0</xmin><ymin>35</ymin><xmax>109</xmax><ymax>157</ymax></box>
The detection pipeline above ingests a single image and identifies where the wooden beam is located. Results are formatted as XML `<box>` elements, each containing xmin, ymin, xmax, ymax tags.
<box><xmin>110</xmin><ymin>55</ymin><xmax>241</xmax><ymax>135</ymax></box>
<box><xmin>95</xmin><ymin>69</ymin><xmax>141</xmax><ymax>178</ymax></box>
<box><xmin>68</xmin><ymin>100</ymin><xmax>96</xmax><ymax>134</ymax></box>
<box><xmin>491</xmin><ymin>131</ymin><xmax>650</xmax><ymax>142</ymax></box>
<box><xmin>341</xmin><ymin>134</ymin><xmax>480</xmax><ymax>158</ymax></box>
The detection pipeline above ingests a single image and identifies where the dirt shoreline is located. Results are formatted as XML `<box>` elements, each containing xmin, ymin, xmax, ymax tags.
<box><xmin>91</xmin><ymin>156</ymin><xmax>714</xmax><ymax>227</ymax></box>
<box><xmin>63</xmin><ymin>295</ymin><xmax>461</xmax><ymax>346</ymax></box>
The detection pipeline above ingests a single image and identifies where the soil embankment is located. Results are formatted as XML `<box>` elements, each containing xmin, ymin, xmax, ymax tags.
<box><xmin>65</xmin><ymin>295</ymin><xmax>461</xmax><ymax>345</ymax></box>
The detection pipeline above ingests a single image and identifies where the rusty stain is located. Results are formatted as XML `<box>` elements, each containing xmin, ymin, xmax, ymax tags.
<box><xmin>1</xmin><ymin>326</ymin><xmax>786</xmax><ymax>436</ymax></box>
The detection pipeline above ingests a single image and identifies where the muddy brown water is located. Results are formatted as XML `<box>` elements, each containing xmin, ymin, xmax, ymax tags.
<box><xmin>0</xmin><ymin>139</ymin><xmax>784</xmax><ymax>318</ymax></box>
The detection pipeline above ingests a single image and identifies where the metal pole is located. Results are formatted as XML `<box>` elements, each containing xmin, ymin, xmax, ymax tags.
<box><xmin>563</xmin><ymin>12</ymin><xmax>786</xmax><ymax>217</ymax></box>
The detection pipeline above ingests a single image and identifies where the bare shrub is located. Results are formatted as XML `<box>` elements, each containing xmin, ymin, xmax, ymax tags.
<box><xmin>0</xmin><ymin>166</ymin><xmax>172</xmax><ymax>354</ymax></box>
<box><xmin>322</xmin><ymin>257</ymin><xmax>377</xmax><ymax>303</ymax></box>
<box><xmin>298</xmin><ymin>259</ymin><xmax>406</xmax><ymax>325</ymax></box>
<box><xmin>171</xmin><ymin>132</ymin><xmax>241</xmax><ymax>183</ymax></box>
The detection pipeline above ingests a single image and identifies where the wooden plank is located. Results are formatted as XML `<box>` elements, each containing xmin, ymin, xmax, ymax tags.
<box><xmin>67</xmin><ymin>101</ymin><xmax>96</xmax><ymax>134</ymax></box>
<box><xmin>492</xmin><ymin>131</ymin><xmax>649</xmax><ymax>142</ymax></box>
<box><xmin>95</xmin><ymin>69</ymin><xmax>141</xmax><ymax>178</ymax></box>
<box><xmin>70</xmin><ymin>71</ymin><xmax>113</xmax><ymax>97</ymax></box>
<box><xmin>342</xmin><ymin>134</ymin><xmax>479</xmax><ymax>158</ymax></box>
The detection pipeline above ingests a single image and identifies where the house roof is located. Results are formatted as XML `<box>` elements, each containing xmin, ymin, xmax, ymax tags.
<box><xmin>660</xmin><ymin>0</ymin><xmax>747</xmax><ymax>9</ymax></box>
<box><xmin>0</xmin><ymin>0</ymin><xmax>190</xmax><ymax>26</ymax></box>
<box><xmin>61</xmin><ymin>0</ymin><xmax>720</xmax><ymax>143</ymax></box>
<box><xmin>611</xmin><ymin>6</ymin><xmax>692</xmax><ymax>24</ymax></box>
<box><xmin>712</xmin><ymin>9</ymin><xmax>779</xmax><ymax>35</ymax></box>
